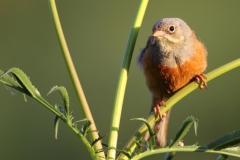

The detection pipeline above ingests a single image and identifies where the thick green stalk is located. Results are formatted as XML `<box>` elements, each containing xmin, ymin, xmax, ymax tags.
<box><xmin>119</xmin><ymin>58</ymin><xmax>240</xmax><ymax>159</ymax></box>
<box><xmin>107</xmin><ymin>0</ymin><xmax>149</xmax><ymax>159</ymax></box>
<box><xmin>131</xmin><ymin>146</ymin><xmax>240</xmax><ymax>160</ymax></box>
<box><xmin>48</xmin><ymin>0</ymin><xmax>103</xmax><ymax>158</ymax></box>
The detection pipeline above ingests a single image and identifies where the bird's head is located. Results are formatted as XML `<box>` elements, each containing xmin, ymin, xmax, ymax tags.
<box><xmin>150</xmin><ymin>18</ymin><xmax>193</xmax><ymax>52</ymax></box>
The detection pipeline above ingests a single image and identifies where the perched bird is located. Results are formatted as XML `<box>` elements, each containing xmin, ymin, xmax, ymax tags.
<box><xmin>138</xmin><ymin>18</ymin><xmax>207</xmax><ymax>147</ymax></box>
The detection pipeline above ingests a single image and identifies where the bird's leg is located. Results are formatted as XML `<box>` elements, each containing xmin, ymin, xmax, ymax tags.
<box><xmin>195</xmin><ymin>73</ymin><xmax>207</xmax><ymax>90</ymax></box>
<box><xmin>154</xmin><ymin>100</ymin><xmax>166</xmax><ymax>122</ymax></box>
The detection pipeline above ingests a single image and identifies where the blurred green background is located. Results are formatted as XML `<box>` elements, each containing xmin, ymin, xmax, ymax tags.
<box><xmin>0</xmin><ymin>1</ymin><xmax>240</xmax><ymax>159</ymax></box>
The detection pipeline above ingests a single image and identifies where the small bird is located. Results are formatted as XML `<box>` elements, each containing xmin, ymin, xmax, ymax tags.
<box><xmin>138</xmin><ymin>18</ymin><xmax>207</xmax><ymax>147</ymax></box>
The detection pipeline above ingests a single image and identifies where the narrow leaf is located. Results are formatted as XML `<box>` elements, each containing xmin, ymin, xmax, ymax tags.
<box><xmin>169</xmin><ymin>116</ymin><xmax>197</xmax><ymax>147</ymax></box>
<box><xmin>83</xmin><ymin>121</ymin><xmax>92</xmax><ymax>137</ymax></box>
<box><xmin>1</xmin><ymin>68</ymin><xmax>38</xmax><ymax>98</ymax></box>
<box><xmin>140</xmin><ymin>139</ymin><xmax>150</xmax><ymax>151</ymax></box>
<box><xmin>54</xmin><ymin>115</ymin><xmax>60</xmax><ymax>139</ymax></box>
<box><xmin>131</xmin><ymin>118</ymin><xmax>154</xmax><ymax>137</ymax></box>
<box><xmin>47</xmin><ymin>86</ymin><xmax>70</xmax><ymax>117</ymax></box>
<box><xmin>134</xmin><ymin>140</ymin><xmax>143</xmax><ymax>154</ymax></box>
<box><xmin>207</xmin><ymin>130</ymin><xmax>240</xmax><ymax>149</ymax></box>
<box><xmin>1</xmin><ymin>69</ymin><xmax>62</xmax><ymax>118</ymax></box>
<box><xmin>78</xmin><ymin>118</ymin><xmax>92</xmax><ymax>137</ymax></box>
<box><xmin>131</xmin><ymin>118</ymin><xmax>155</xmax><ymax>150</ymax></box>
<box><xmin>217</xmin><ymin>146</ymin><xmax>240</xmax><ymax>157</ymax></box>
<box><xmin>0</xmin><ymin>69</ymin><xmax>31</xmax><ymax>96</ymax></box>
<box><xmin>91</xmin><ymin>134</ymin><xmax>107</xmax><ymax>147</ymax></box>
<box><xmin>130</xmin><ymin>145</ymin><xmax>240</xmax><ymax>160</ymax></box>
<box><xmin>193</xmin><ymin>118</ymin><xmax>198</xmax><ymax>136</ymax></box>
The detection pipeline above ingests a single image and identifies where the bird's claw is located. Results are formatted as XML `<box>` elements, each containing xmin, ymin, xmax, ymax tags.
<box><xmin>154</xmin><ymin>100</ymin><xmax>166</xmax><ymax>122</ymax></box>
<box><xmin>195</xmin><ymin>73</ymin><xmax>207</xmax><ymax>90</ymax></box>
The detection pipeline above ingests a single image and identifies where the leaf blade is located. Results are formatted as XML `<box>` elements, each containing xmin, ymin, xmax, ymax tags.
<box><xmin>47</xmin><ymin>86</ymin><xmax>70</xmax><ymax>117</ymax></box>
<box><xmin>169</xmin><ymin>116</ymin><xmax>197</xmax><ymax>147</ymax></box>
<box><xmin>131</xmin><ymin>118</ymin><xmax>155</xmax><ymax>150</ymax></box>
<box><xmin>207</xmin><ymin>130</ymin><xmax>240</xmax><ymax>149</ymax></box>
<box><xmin>54</xmin><ymin>115</ymin><xmax>60</xmax><ymax>139</ymax></box>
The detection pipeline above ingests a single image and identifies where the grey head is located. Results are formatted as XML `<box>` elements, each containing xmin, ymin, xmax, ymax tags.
<box><xmin>150</xmin><ymin>18</ymin><xmax>195</xmax><ymax>68</ymax></box>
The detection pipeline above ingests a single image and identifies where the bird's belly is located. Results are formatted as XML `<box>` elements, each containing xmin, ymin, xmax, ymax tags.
<box><xmin>144</xmin><ymin>59</ymin><xmax>205</xmax><ymax>98</ymax></box>
<box><xmin>144</xmin><ymin>65</ymin><xmax>188</xmax><ymax>98</ymax></box>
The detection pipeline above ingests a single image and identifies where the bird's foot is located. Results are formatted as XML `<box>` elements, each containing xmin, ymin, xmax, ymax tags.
<box><xmin>154</xmin><ymin>100</ymin><xmax>166</xmax><ymax>122</ymax></box>
<box><xmin>195</xmin><ymin>73</ymin><xmax>207</xmax><ymax>90</ymax></box>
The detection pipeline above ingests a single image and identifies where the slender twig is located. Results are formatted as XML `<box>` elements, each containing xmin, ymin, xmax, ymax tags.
<box><xmin>107</xmin><ymin>0</ymin><xmax>149</xmax><ymax>159</ymax></box>
<box><xmin>48</xmin><ymin>0</ymin><xmax>104</xmax><ymax>158</ymax></box>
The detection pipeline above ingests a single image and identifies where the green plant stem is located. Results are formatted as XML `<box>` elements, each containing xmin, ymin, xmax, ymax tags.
<box><xmin>67</xmin><ymin>122</ymin><xmax>99</xmax><ymax>160</ymax></box>
<box><xmin>107</xmin><ymin>0</ymin><xmax>149</xmax><ymax>159</ymax></box>
<box><xmin>48</xmin><ymin>0</ymin><xmax>103</xmax><ymax>158</ymax></box>
<box><xmin>131</xmin><ymin>146</ymin><xmax>240</xmax><ymax>160</ymax></box>
<box><xmin>118</xmin><ymin>58</ymin><xmax>240</xmax><ymax>159</ymax></box>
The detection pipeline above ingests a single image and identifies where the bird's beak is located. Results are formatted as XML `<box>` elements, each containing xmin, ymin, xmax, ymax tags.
<box><xmin>152</xmin><ymin>30</ymin><xmax>165</xmax><ymax>38</ymax></box>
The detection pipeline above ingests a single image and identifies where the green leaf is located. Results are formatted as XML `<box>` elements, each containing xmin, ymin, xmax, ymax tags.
<box><xmin>169</xmin><ymin>116</ymin><xmax>197</xmax><ymax>147</ymax></box>
<box><xmin>131</xmin><ymin>118</ymin><xmax>155</xmax><ymax>150</ymax></box>
<box><xmin>193</xmin><ymin>118</ymin><xmax>198</xmax><ymax>136</ymax></box>
<box><xmin>47</xmin><ymin>86</ymin><xmax>70</xmax><ymax>117</ymax></box>
<box><xmin>134</xmin><ymin>139</ymin><xmax>143</xmax><ymax>154</ymax></box>
<box><xmin>131</xmin><ymin>145</ymin><xmax>240</xmax><ymax>160</ymax></box>
<box><xmin>207</xmin><ymin>130</ymin><xmax>240</xmax><ymax>149</ymax></box>
<box><xmin>0</xmin><ymin>69</ymin><xmax>17</xmax><ymax>86</ymax></box>
<box><xmin>54</xmin><ymin>115</ymin><xmax>60</xmax><ymax>139</ymax></box>
<box><xmin>164</xmin><ymin>117</ymin><xmax>197</xmax><ymax>160</ymax></box>
<box><xmin>216</xmin><ymin>147</ymin><xmax>240</xmax><ymax>157</ymax></box>
<box><xmin>91</xmin><ymin>134</ymin><xmax>107</xmax><ymax>147</ymax></box>
<box><xmin>140</xmin><ymin>139</ymin><xmax>150</xmax><ymax>151</ymax></box>
<box><xmin>131</xmin><ymin>118</ymin><xmax>154</xmax><ymax>137</ymax></box>
<box><xmin>0</xmin><ymin>68</ymin><xmax>62</xmax><ymax>118</ymax></box>
<box><xmin>78</xmin><ymin>118</ymin><xmax>92</xmax><ymax>137</ymax></box>
<box><xmin>0</xmin><ymin>68</ymin><xmax>40</xmax><ymax>98</ymax></box>
<box><xmin>0</xmin><ymin>69</ymin><xmax>31</xmax><ymax>96</ymax></box>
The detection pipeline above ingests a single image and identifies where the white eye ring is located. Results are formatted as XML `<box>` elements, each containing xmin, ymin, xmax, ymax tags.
<box><xmin>168</xmin><ymin>25</ymin><xmax>175</xmax><ymax>33</ymax></box>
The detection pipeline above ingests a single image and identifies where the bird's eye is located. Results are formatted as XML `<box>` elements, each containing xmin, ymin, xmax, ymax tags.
<box><xmin>168</xmin><ymin>25</ymin><xmax>175</xmax><ymax>33</ymax></box>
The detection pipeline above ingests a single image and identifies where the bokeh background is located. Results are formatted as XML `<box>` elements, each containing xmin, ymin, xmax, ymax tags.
<box><xmin>0</xmin><ymin>1</ymin><xmax>240</xmax><ymax>160</ymax></box>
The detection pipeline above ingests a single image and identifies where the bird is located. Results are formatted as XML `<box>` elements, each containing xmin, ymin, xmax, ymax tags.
<box><xmin>138</xmin><ymin>18</ymin><xmax>207</xmax><ymax>147</ymax></box>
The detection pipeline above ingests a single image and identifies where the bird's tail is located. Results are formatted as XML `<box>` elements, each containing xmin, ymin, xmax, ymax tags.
<box><xmin>154</xmin><ymin>109</ymin><xmax>171</xmax><ymax>147</ymax></box>
<box><xmin>143</xmin><ymin>96</ymin><xmax>171</xmax><ymax>147</ymax></box>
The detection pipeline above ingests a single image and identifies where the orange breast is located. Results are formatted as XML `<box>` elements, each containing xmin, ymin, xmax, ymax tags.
<box><xmin>142</xmin><ymin>38</ymin><xmax>207</xmax><ymax>99</ymax></box>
